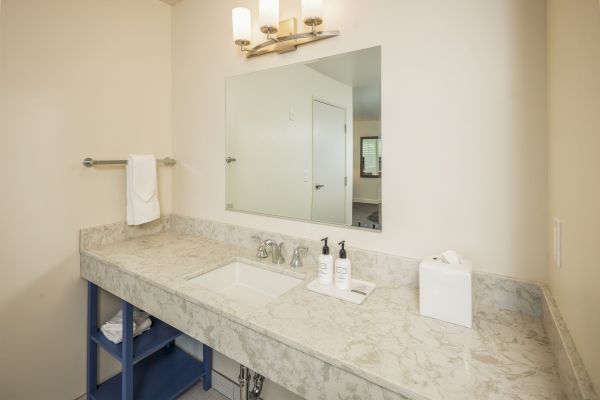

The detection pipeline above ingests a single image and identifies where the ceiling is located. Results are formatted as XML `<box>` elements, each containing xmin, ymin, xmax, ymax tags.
<box><xmin>306</xmin><ymin>46</ymin><xmax>381</xmax><ymax>121</ymax></box>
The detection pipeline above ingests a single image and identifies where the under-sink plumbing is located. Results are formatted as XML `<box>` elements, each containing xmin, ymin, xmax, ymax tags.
<box><xmin>239</xmin><ymin>365</ymin><xmax>265</xmax><ymax>400</ymax></box>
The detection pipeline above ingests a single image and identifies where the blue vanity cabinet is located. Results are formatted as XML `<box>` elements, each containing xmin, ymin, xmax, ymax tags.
<box><xmin>87</xmin><ymin>282</ymin><xmax>212</xmax><ymax>400</ymax></box>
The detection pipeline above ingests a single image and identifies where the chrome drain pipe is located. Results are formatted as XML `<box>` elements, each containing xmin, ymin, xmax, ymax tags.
<box><xmin>239</xmin><ymin>366</ymin><xmax>251</xmax><ymax>400</ymax></box>
<box><xmin>239</xmin><ymin>365</ymin><xmax>265</xmax><ymax>400</ymax></box>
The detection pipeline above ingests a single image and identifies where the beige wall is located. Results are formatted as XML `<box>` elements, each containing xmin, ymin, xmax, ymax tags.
<box><xmin>172</xmin><ymin>0</ymin><xmax>548</xmax><ymax>281</ymax></box>
<box><xmin>0</xmin><ymin>1</ymin><xmax>172</xmax><ymax>399</ymax></box>
<box><xmin>171</xmin><ymin>2</ymin><xmax>548</xmax><ymax>394</ymax></box>
<box><xmin>547</xmin><ymin>0</ymin><xmax>600</xmax><ymax>392</ymax></box>
<box><xmin>0</xmin><ymin>0</ymin><xmax>556</xmax><ymax>398</ymax></box>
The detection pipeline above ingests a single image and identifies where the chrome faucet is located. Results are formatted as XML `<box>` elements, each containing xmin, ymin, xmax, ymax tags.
<box><xmin>289</xmin><ymin>246</ymin><xmax>308</xmax><ymax>268</ymax></box>
<box><xmin>252</xmin><ymin>236</ymin><xmax>269</xmax><ymax>258</ymax></box>
<box><xmin>256</xmin><ymin>238</ymin><xmax>285</xmax><ymax>264</ymax></box>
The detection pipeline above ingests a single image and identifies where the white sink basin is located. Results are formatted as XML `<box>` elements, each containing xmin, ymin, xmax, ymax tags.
<box><xmin>188</xmin><ymin>261</ymin><xmax>303</xmax><ymax>307</ymax></box>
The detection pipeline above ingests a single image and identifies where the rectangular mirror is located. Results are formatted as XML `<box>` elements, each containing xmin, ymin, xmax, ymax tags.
<box><xmin>226</xmin><ymin>46</ymin><xmax>382</xmax><ymax>230</ymax></box>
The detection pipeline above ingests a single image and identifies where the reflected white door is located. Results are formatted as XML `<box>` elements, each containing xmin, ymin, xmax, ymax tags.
<box><xmin>312</xmin><ymin>100</ymin><xmax>347</xmax><ymax>224</ymax></box>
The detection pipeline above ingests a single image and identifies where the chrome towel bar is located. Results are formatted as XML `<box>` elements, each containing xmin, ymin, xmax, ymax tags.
<box><xmin>82</xmin><ymin>157</ymin><xmax>176</xmax><ymax>168</ymax></box>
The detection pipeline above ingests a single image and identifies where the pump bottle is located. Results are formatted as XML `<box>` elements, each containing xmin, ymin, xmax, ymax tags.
<box><xmin>335</xmin><ymin>241</ymin><xmax>352</xmax><ymax>291</ymax></box>
<box><xmin>317</xmin><ymin>237</ymin><xmax>334</xmax><ymax>285</ymax></box>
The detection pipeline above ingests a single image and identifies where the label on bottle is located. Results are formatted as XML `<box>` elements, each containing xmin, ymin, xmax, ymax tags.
<box><xmin>318</xmin><ymin>262</ymin><xmax>326</xmax><ymax>279</ymax></box>
<box><xmin>318</xmin><ymin>260</ymin><xmax>333</xmax><ymax>285</ymax></box>
<box><xmin>335</xmin><ymin>262</ymin><xmax>350</xmax><ymax>291</ymax></box>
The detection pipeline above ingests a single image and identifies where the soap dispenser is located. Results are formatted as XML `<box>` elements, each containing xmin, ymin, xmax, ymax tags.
<box><xmin>335</xmin><ymin>241</ymin><xmax>352</xmax><ymax>291</ymax></box>
<box><xmin>317</xmin><ymin>237</ymin><xmax>334</xmax><ymax>285</ymax></box>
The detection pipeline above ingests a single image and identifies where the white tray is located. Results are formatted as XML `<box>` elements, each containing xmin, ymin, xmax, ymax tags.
<box><xmin>306</xmin><ymin>278</ymin><xmax>376</xmax><ymax>304</ymax></box>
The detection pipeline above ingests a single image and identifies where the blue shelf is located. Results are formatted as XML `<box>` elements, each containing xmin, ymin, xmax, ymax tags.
<box><xmin>91</xmin><ymin>318</ymin><xmax>182</xmax><ymax>365</ymax></box>
<box><xmin>89</xmin><ymin>346</ymin><xmax>203</xmax><ymax>400</ymax></box>
<box><xmin>87</xmin><ymin>282</ymin><xmax>212</xmax><ymax>399</ymax></box>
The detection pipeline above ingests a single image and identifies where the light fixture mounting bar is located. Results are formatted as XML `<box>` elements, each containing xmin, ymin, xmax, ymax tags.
<box><xmin>246</xmin><ymin>29</ymin><xmax>339</xmax><ymax>58</ymax></box>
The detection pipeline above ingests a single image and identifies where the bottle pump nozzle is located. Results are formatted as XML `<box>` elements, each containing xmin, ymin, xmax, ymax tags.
<box><xmin>338</xmin><ymin>240</ymin><xmax>346</xmax><ymax>259</ymax></box>
<box><xmin>321</xmin><ymin>237</ymin><xmax>330</xmax><ymax>255</ymax></box>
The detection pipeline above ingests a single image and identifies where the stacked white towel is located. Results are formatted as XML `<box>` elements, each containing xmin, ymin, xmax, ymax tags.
<box><xmin>126</xmin><ymin>154</ymin><xmax>160</xmax><ymax>226</ymax></box>
<box><xmin>100</xmin><ymin>309</ymin><xmax>153</xmax><ymax>344</ymax></box>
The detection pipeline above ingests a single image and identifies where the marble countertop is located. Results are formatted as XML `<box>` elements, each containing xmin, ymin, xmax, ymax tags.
<box><xmin>81</xmin><ymin>231</ymin><xmax>564</xmax><ymax>400</ymax></box>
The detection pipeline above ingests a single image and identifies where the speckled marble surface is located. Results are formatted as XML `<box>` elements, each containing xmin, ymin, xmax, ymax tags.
<box><xmin>166</xmin><ymin>214</ymin><xmax>545</xmax><ymax>317</ymax></box>
<box><xmin>80</xmin><ymin>227</ymin><xmax>565</xmax><ymax>400</ymax></box>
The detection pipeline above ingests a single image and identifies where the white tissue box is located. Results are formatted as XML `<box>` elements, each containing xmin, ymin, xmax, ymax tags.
<box><xmin>419</xmin><ymin>256</ymin><xmax>472</xmax><ymax>328</ymax></box>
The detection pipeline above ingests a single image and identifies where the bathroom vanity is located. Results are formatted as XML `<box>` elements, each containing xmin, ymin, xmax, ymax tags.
<box><xmin>79</xmin><ymin>215</ymin><xmax>582</xmax><ymax>400</ymax></box>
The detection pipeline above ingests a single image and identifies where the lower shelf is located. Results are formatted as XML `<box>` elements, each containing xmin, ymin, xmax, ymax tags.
<box><xmin>91</xmin><ymin>317</ymin><xmax>183</xmax><ymax>365</ymax></box>
<box><xmin>90</xmin><ymin>346</ymin><xmax>204</xmax><ymax>400</ymax></box>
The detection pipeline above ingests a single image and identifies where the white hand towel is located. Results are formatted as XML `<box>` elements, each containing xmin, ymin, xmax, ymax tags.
<box><xmin>126</xmin><ymin>154</ymin><xmax>160</xmax><ymax>226</ymax></box>
<box><xmin>100</xmin><ymin>309</ymin><xmax>153</xmax><ymax>344</ymax></box>
<box><xmin>134</xmin><ymin>316</ymin><xmax>152</xmax><ymax>336</ymax></box>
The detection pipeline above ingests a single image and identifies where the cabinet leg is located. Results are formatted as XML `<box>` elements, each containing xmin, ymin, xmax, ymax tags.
<box><xmin>202</xmin><ymin>344</ymin><xmax>212</xmax><ymax>391</ymax></box>
<box><xmin>87</xmin><ymin>283</ymin><xmax>98</xmax><ymax>400</ymax></box>
<box><xmin>122</xmin><ymin>301</ymin><xmax>133</xmax><ymax>400</ymax></box>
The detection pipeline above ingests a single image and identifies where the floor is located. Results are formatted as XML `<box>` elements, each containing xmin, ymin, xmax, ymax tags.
<box><xmin>179</xmin><ymin>384</ymin><xmax>229</xmax><ymax>400</ymax></box>
<box><xmin>75</xmin><ymin>384</ymin><xmax>228</xmax><ymax>400</ymax></box>
<box><xmin>352</xmin><ymin>202</ymin><xmax>381</xmax><ymax>229</ymax></box>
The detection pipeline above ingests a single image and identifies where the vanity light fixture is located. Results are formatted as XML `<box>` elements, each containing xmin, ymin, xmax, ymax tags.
<box><xmin>232</xmin><ymin>7</ymin><xmax>252</xmax><ymax>51</ymax></box>
<box><xmin>301</xmin><ymin>0</ymin><xmax>323</xmax><ymax>30</ymax></box>
<box><xmin>231</xmin><ymin>0</ymin><xmax>339</xmax><ymax>58</ymax></box>
<box><xmin>259</xmin><ymin>0</ymin><xmax>279</xmax><ymax>38</ymax></box>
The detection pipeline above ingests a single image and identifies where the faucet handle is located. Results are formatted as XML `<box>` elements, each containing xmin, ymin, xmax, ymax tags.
<box><xmin>252</xmin><ymin>236</ymin><xmax>268</xmax><ymax>258</ymax></box>
<box><xmin>295</xmin><ymin>246</ymin><xmax>308</xmax><ymax>255</ymax></box>
<box><xmin>290</xmin><ymin>246</ymin><xmax>308</xmax><ymax>268</ymax></box>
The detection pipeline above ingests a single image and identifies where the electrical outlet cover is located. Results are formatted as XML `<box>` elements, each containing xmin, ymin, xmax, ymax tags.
<box><xmin>554</xmin><ymin>218</ymin><xmax>562</xmax><ymax>269</ymax></box>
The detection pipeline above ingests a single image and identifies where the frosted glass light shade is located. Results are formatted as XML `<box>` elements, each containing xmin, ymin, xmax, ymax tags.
<box><xmin>259</xmin><ymin>0</ymin><xmax>279</xmax><ymax>30</ymax></box>
<box><xmin>301</xmin><ymin>0</ymin><xmax>323</xmax><ymax>21</ymax></box>
<box><xmin>232</xmin><ymin>7</ymin><xmax>251</xmax><ymax>44</ymax></box>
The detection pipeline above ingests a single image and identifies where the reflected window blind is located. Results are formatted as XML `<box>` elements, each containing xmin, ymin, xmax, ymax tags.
<box><xmin>362</xmin><ymin>138</ymin><xmax>381</xmax><ymax>175</ymax></box>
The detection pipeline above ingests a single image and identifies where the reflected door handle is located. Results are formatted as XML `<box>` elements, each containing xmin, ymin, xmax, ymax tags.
<box><xmin>315</xmin><ymin>184</ymin><xmax>325</xmax><ymax>190</ymax></box>
<box><xmin>226</xmin><ymin>157</ymin><xmax>237</xmax><ymax>164</ymax></box>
